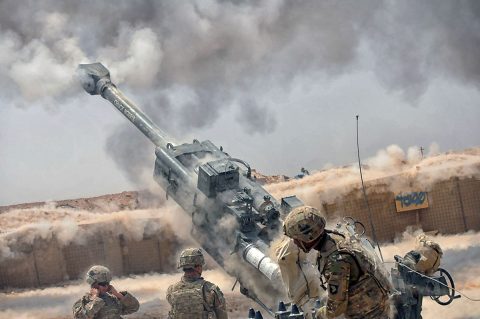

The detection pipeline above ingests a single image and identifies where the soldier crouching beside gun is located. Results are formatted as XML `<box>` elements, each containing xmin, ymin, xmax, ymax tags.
<box><xmin>402</xmin><ymin>234</ymin><xmax>443</xmax><ymax>276</ymax></box>
<box><xmin>392</xmin><ymin>234</ymin><xmax>443</xmax><ymax>319</ymax></box>
<box><xmin>73</xmin><ymin>265</ymin><xmax>140</xmax><ymax>319</ymax></box>
<box><xmin>275</xmin><ymin>236</ymin><xmax>322</xmax><ymax>315</ymax></box>
<box><xmin>283</xmin><ymin>206</ymin><xmax>392</xmax><ymax>319</ymax></box>
<box><xmin>166</xmin><ymin>248</ymin><xmax>228</xmax><ymax>319</ymax></box>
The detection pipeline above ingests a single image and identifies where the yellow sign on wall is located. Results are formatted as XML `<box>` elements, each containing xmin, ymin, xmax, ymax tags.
<box><xmin>395</xmin><ymin>191</ymin><xmax>429</xmax><ymax>212</ymax></box>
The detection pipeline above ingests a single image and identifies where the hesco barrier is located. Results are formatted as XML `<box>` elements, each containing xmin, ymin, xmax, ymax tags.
<box><xmin>0</xmin><ymin>218</ymin><xmax>178</xmax><ymax>289</ymax></box>
<box><xmin>322</xmin><ymin>177</ymin><xmax>480</xmax><ymax>242</ymax></box>
<box><xmin>1</xmin><ymin>175</ymin><xmax>479</xmax><ymax>288</ymax></box>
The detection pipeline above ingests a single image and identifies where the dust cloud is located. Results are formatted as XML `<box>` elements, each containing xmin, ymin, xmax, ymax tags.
<box><xmin>0</xmin><ymin>202</ymin><xmax>193</xmax><ymax>260</ymax></box>
<box><xmin>2</xmin><ymin>231</ymin><xmax>480</xmax><ymax>319</ymax></box>
<box><xmin>0</xmin><ymin>269</ymin><xmax>239</xmax><ymax>319</ymax></box>
<box><xmin>266</xmin><ymin>145</ymin><xmax>480</xmax><ymax>208</ymax></box>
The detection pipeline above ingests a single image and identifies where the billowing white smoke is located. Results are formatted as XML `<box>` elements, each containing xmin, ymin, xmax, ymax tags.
<box><xmin>2</xmin><ymin>1</ymin><xmax>480</xmax><ymax>111</ymax></box>
<box><xmin>98</xmin><ymin>27</ymin><xmax>162</xmax><ymax>88</ymax></box>
<box><xmin>1</xmin><ymin>10</ymin><xmax>162</xmax><ymax>106</ymax></box>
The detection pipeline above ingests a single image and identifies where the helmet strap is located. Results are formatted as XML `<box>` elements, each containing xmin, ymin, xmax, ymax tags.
<box><xmin>314</xmin><ymin>232</ymin><xmax>328</xmax><ymax>250</ymax></box>
<box><xmin>297</xmin><ymin>240</ymin><xmax>310</xmax><ymax>253</ymax></box>
<box><xmin>296</xmin><ymin>233</ymin><xmax>324</xmax><ymax>253</ymax></box>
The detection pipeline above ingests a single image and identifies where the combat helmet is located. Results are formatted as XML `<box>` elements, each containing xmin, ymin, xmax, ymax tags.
<box><xmin>86</xmin><ymin>265</ymin><xmax>112</xmax><ymax>285</ymax></box>
<box><xmin>283</xmin><ymin>206</ymin><xmax>326</xmax><ymax>244</ymax></box>
<box><xmin>416</xmin><ymin>234</ymin><xmax>443</xmax><ymax>253</ymax></box>
<box><xmin>178</xmin><ymin>248</ymin><xmax>205</xmax><ymax>269</ymax></box>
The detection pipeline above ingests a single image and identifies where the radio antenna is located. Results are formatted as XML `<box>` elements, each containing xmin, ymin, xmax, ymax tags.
<box><xmin>356</xmin><ymin>115</ymin><xmax>384</xmax><ymax>261</ymax></box>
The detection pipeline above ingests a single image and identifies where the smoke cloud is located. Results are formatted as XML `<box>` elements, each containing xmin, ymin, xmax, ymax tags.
<box><xmin>2</xmin><ymin>1</ymin><xmax>479</xmax><ymax>108</ymax></box>
<box><xmin>1</xmin><ymin>1</ymin><xmax>480</xmax><ymax>188</ymax></box>
<box><xmin>236</xmin><ymin>98</ymin><xmax>277</xmax><ymax>135</ymax></box>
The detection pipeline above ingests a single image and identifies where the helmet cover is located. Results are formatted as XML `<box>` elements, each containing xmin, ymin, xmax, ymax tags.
<box><xmin>86</xmin><ymin>265</ymin><xmax>112</xmax><ymax>285</ymax></box>
<box><xmin>283</xmin><ymin>206</ymin><xmax>326</xmax><ymax>243</ymax></box>
<box><xmin>178</xmin><ymin>248</ymin><xmax>205</xmax><ymax>269</ymax></box>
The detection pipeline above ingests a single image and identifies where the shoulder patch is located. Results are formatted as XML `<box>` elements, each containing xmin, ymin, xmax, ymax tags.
<box><xmin>329</xmin><ymin>284</ymin><xmax>339</xmax><ymax>295</ymax></box>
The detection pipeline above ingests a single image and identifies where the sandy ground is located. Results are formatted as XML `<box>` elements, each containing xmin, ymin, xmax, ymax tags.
<box><xmin>0</xmin><ymin>270</ymin><xmax>251</xmax><ymax>319</ymax></box>
<box><xmin>2</xmin><ymin>231</ymin><xmax>480</xmax><ymax>319</ymax></box>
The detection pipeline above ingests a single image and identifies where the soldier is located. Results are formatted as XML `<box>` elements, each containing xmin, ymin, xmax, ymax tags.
<box><xmin>166</xmin><ymin>248</ymin><xmax>228</xmax><ymax>319</ymax></box>
<box><xmin>72</xmin><ymin>265</ymin><xmax>140</xmax><ymax>319</ymax></box>
<box><xmin>394</xmin><ymin>234</ymin><xmax>443</xmax><ymax>319</ymax></box>
<box><xmin>402</xmin><ymin>234</ymin><xmax>443</xmax><ymax>275</ymax></box>
<box><xmin>283</xmin><ymin>206</ymin><xmax>392</xmax><ymax>319</ymax></box>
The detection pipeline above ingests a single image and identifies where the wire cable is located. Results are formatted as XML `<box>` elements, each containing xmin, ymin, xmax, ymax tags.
<box><xmin>383</xmin><ymin>261</ymin><xmax>480</xmax><ymax>302</ymax></box>
<box><xmin>356</xmin><ymin>115</ymin><xmax>384</xmax><ymax>261</ymax></box>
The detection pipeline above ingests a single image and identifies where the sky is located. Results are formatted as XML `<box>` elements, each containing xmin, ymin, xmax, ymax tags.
<box><xmin>1</xmin><ymin>0</ymin><xmax>480</xmax><ymax>205</ymax></box>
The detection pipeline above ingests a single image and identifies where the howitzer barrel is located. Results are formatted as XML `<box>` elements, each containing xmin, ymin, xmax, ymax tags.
<box><xmin>79</xmin><ymin>62</ymin><xmax>291</xmax><ymax>313</ymax></box>
<box><xmin>78</xmin><ymin>63</ymin><xmax>169</xmax><ymax>147</ymax></box>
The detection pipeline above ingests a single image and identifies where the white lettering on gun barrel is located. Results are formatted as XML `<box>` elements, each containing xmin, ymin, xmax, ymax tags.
<box><xmin>113</xmin><ymin>99</ymin><xmax>136</xmax><ymax>122</ymax></box>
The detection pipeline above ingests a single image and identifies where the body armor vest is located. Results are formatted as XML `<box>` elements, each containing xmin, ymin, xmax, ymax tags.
<box><xmin>168</xmin><ymin>279</ymin><xmax>215</xmax><ymax>319</ymax></box>
<box><xmin>319</xmin><ymin>234</ymin><xmax>392</xmax><ymax>319</ymax></box>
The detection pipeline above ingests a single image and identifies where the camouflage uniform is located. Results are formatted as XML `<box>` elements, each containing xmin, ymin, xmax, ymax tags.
<box><xmin>73</xmin><ymin>291</ymin><xmax>140</xmax><ymax>319</ymax></box>
<box><xmin>316</xmin><ymin>233</ymin><xmax>391</xmax><ymax>319</ymax></box>
<box><xmin>283</xmin><ymin>206</ymin><xmax>391</xmax><ymax>319</ymax></box>
<box><xmin>166</xmin><ymin>248</ymin><xmax>228</xmax><ymax>319</ymax></box>
<box><xmin>73</xmin><ymin>265</ymin><xmax>140</xmax><ymax>319</ymax></box>
<box><xmin>167</xmin><ymin>274</ymin><xmax>228</xmax><ymax>319</ymax></box>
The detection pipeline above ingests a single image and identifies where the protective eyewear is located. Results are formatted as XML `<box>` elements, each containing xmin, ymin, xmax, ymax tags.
<box><xmin>96</xmin><ymin>282</ymin><xmax>110</xmax><ymax>287</ymax></box>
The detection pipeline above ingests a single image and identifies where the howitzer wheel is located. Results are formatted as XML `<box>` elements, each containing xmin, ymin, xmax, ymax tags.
<box><xmin>430</xmin><ymin>268</ymin><xmax>456</xmax><ymax>305</ymax></box>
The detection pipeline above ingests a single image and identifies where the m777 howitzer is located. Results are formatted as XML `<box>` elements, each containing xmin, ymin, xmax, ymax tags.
<box><xmin>77</xmin><ymin>63</ymin><xmax>464</xmax><ymax>319</ymax></box>
<box><xmin>78</xmin><ymin>62</ymin><xmax>304</xmax><ymax>315</ymax></box>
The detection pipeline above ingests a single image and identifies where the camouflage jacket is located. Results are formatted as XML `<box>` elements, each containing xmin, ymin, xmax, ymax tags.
<box><xmin>316</xmin><ymin>233</ymin><xmax>390</xmax><ymax>319</ymax></box>
<box><xmin>72</xmin><ymin>291</ymin><xmax>140</xmax><ymax>319</ymax></box>
<box><xmin>166</xmin><ymin>275</ymin><xmax>228</xmax><ymax>319</ymax></box>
